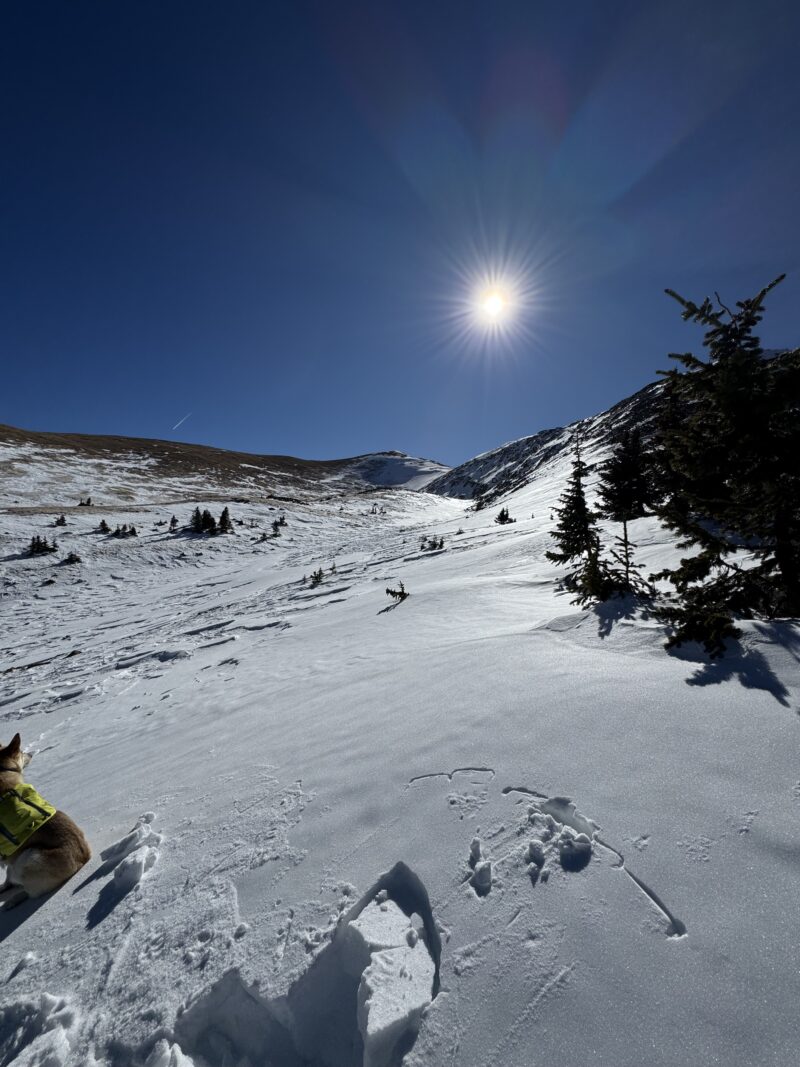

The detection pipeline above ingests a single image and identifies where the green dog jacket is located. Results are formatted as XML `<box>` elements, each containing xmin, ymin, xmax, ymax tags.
<box><xmin>0</xmin><ymin>783</ymin><xmax>56</xmax><ymax>858</ymax></box>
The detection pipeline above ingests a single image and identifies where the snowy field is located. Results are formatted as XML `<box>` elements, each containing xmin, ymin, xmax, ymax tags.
<box><xmin>1</xmin><ymin>428</ymin><xmax>799</xmax><ymax>1066</ymax></box>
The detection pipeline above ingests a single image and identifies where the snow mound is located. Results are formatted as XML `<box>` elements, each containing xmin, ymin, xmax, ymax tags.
<box><xmin>100</xmin><ymin>813</ymin><xmax>162</xmax><ymax>867</ymax></box>
<box><xmin>0</xmin><ymin>993</ymin><xmax>77</xmax><ymax>1067</ymax></box>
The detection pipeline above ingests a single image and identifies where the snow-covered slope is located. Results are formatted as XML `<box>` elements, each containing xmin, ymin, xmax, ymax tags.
<box><xmin>0</xmin><ymin>425</ymin><xmax>449</xmax><ymax>507</ymax></box>
<box><xmin>427</xmin><ymin>380</ymin><xmax>663</xmax><ymax>505</ymax></box>
<box><xmin>1</xmin><ymin>407</ymin><xmax>798</xmax><ymax>1067</ymax></box>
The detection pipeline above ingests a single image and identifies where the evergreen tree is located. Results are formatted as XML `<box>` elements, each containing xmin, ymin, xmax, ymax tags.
<box><xmin>169</xmin><ymin>515</ymin><xmax>179</xmax><ymax>532</ymax></box>
<box><xmin>218</xmin><ymin>507</ymin><xmax>232</xmax><ymax>534</ymax></box>
<box><xmin>201</xmin><ymin>510</ymin><xmax>217</xmax><ymax>535</ymax></box>
<box><xmin>54</xmin><ymin>514</ymin><xmax>67</xmax><ymax>527</ymax></box>
<box><xmin>191</xmin><ymin>507</ymin><xmax>204</xmax><ymax>534</ymax></box>
<box><xmin>546</xmin><ymin>434</ymin><xmax>599</xmax><ymax>566</ymax></box>
<box><xmin>98</xmin><ymin>519</ymin><xmax>110</xmax><ymax>534</ymax></box>
<box><xmin>653</xmin><ymin>275</ymin><xmax>800</xmax><ymax>655</ymax></box>
<box><xmin>547</xmin><ymin>433</ymin><xmax>618</xmax><ymax>603</ymax></box>
<box><xmin>597</xmin><ymin>429</ymin><xmax>654</xmax><ymax>593</ymax></box>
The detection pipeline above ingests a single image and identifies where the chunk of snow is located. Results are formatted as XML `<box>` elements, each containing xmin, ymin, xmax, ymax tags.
<box><xmin>357</xmin><ymin>941</ymin><xmax>436</xmax><ymax>1067</ymax></box>
<box><xmin>469</xmin><ymin>860</ymin><xmax>492</xmax><ymax>896</ymax></box>
<box><xmin>113</xmin><ymin>843</ymin><xmax>159</xmax><ymax>893</ymax></box>
<box><xmin>144</xmin><ymin>1039</ymin><xmax>196</xmax><ymax>1067</ymax></box>
<box><xmin>340</xmin><ymin>898</ymin><xmax>415</xmax><ymax>978</ymax></box>
<box><xmin>101</xmin><ymin>816</ymin><xmax>162</xmax><ymax>865</ymax></box>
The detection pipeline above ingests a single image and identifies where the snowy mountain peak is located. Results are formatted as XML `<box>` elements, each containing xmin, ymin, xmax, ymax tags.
<box><xmin>0</xmin><ymin>424</ymin><xmax>449</xmax><ymax>506</ymax></box>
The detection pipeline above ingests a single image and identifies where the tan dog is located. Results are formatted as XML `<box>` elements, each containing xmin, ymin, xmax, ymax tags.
<box><xmin>0</xmin><ymin>733</ymin><xmax>91</xmax><ymax>909</ymax></box>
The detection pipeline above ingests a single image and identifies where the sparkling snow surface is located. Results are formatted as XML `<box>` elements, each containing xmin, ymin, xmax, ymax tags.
<box><xmin>1</xmin><ymin>437</ymin><xmax>799</xmax><ymax>1066</ymax></box>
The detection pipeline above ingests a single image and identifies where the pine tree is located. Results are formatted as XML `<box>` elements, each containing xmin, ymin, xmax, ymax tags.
<box><xmin>201</xmin><ymin>510</ymin><xmax>217</xmax><ymax>535</ymax></box>
<box><xmin>546</xmin><ymin>434</ymin><xmax>599</xmax><ymax>566</ymax></box>
<box><xmin>98</xmin><ymin>519</ymin><xmax>110</xmax><ymax>534</ymax></box>
<box><xmin>191</xmin><ymin>507</ymin><xmax>204</xmax><ymax>534</ymax></box>
<box><xmin>169</xmin><ymin>515</ymin><xmax>179</xmax><ymax>532</ymax></box>
<box><xmin>653</xmin><ymin>275</ymin><xmax>800</xmax><ymax>655</ymax></box>
<box><xmin>547</xmin><ymin>433</ymin><xmax>617</xmax><ymax>603</ymax></box>
<box><xmin>218</xmin><ymin>507</ymin><xmax>232</xmax><ymax>534</ymax></box>
<box><xmin>597</xmin><ymin>429</ymin><xmax>654</xmax><ymax>594</ymax></box>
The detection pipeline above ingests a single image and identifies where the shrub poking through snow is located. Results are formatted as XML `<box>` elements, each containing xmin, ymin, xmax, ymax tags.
<box><xmin>113</xmin><ymin>524</ymin><xmax>138</xmax><ymax>538</ymax></box>
<box><xmin>271</xmin><ymin>519</ymin><xmax>282</xmax><ymax>537</ymax></box>
<box><xmin>420</xmin><ymin>536</ymin><xmax>444</xmax><ymax>552</ymax></box>
<box><xmin>494</xmin><ymin>507</ymin><xmax>515</xmax><ymax>525</ymax></box>
<box><xmin>28</xmin><ymin>535</ymin><xmax>58</xmax><ymax>556</ymax></box>
<box><xmin>169</xmin><ymin>515</ymin><xmax>179</xmax><ymax>532</ymax></box>
<box><xmin>97</xmin><ymin>519</ymin><xmax>111</xmax><ymax>534</ymax></box>
<box><xmin>64</xmin><ymin>551</ymin><xmax>82</xmax><ymax>565</ymax></box>
<box><xmin>54</xmin><ymin>514</ymin><xmax>67</xmax><ymax>527</ymax></box>
<box><xmin>310</xmin><ymin>567</ymin><xmax>325</xmax><ymax>587</ymax></box>
<box><xmin>385</xmin><ymin>580</ymin><xmax>408</xmax><ymax>602</ymax></box>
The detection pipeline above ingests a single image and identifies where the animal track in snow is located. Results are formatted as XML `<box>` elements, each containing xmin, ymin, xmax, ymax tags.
<box><xmin>500</xmin><ymin>788</ymin><xmax>687</xmax><ymax>937</ymax></box>
<box><xmin>167</xmin><ymin>862</ymin><xmax>438</xmax><ymax>1067</ymax></box>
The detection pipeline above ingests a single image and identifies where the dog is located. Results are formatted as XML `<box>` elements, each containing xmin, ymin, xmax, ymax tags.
<box><xmin>0</xmin><ymin>733</ymin><xmax>91</xmax><ymax>909</ymax></box>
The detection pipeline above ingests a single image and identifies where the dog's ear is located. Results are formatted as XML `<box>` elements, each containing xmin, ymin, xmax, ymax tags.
<box><xmin>6</xmin><ymin>733</ymin><xmax>21</xmax><ymax>754</ymax></box>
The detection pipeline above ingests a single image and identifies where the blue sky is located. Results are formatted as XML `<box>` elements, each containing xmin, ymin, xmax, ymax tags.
<box><xmin>2</xmin><ymin>1</ymin><xmax>799</xmax><ymax>465</ymax></box>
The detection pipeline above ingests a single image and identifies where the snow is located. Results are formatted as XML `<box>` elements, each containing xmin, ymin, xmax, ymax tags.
<box><xmin>1</xmin><ymin>411</ymin><xmax>799</xmax><ymax>1065</ymax></box>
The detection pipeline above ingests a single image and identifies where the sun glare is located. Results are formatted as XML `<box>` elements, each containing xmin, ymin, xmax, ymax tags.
<box><xmin>434</xmin><ymin>240</ymin><xmax>547</xmax><ymax>360</ymax></box>
<box><xmin>479</xmin><ymin>289</ymin><xmax>509</xmax><ymax>323</ymax></box>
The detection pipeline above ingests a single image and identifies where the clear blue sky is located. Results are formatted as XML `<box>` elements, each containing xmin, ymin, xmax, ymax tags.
<box><xmin>2</xmin><ymin>1</ymin><xmax>799</xmax><ymax>465</ymax></box>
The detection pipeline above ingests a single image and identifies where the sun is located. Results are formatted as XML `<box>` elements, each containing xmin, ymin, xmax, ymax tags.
<box><xmin>433</xmin><ymin>243</ymin><xmax>545</xmax><ymax>359</ymax></box>
<box><xmin>479</xmin><ymin>289</ymin><xmax>509</xmax><ymax>323</ymax></box>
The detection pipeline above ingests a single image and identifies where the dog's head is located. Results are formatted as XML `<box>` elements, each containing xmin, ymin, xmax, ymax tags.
<box><xmin>0</xmin><ymin>734</ymin><xmax>32</xmax><ymax>773</ymax></box>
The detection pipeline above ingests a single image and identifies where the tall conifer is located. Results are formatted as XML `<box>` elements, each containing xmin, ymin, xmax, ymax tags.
<box><xmin>653</xmin><ymin>275</ymin><xmax>800</xmax><ymax>654</ymax></box>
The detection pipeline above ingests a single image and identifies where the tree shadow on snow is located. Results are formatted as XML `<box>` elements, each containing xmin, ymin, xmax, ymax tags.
<box><xmin>752</xmin><ymin>620</ymin><xmax>800</xmax><ymax>665</ymax></box>
<box><xmin>592</xmin><ymin>595</ymin><xmax>652</xmax><ymax>638</ymax></box>
<box><xmin>669</xmin><ymin>639</ymin><xmax>791</xmax><ymax>708</ymax></box>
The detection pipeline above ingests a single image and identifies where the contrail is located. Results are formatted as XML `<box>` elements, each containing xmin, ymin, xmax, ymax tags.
<box><xmin>171</xmin><ymin>412</ymin><xmax>192</xmax><ymax>431</ymax></box>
